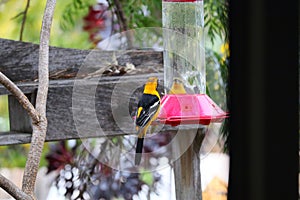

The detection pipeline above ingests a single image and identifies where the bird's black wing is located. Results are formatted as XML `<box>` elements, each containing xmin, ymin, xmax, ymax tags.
<box><xmin>135</xmin><ymin>94</ymin><xmax>160</xmax><ymax>128</ymax></box>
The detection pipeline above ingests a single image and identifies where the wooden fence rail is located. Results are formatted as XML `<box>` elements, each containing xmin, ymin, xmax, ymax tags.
<box><xmin>0</xmin><ymin>38</ymin><xmax>165</xmax><ymax>145</ymax></box>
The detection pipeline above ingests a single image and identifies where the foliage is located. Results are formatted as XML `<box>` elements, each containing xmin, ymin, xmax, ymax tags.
<box><xmin>207</xmin><ymin>48</ymin><xmax>230</xmax><ymax>152</ymax></box>
<box><xmin>60</xmin><ymin>0</ymin><xmax>96</xmax><ymax>31</ymax></box>
<box><xmin>205</xmin><ymin>46</ymin><xmax>230</xmax><ymax>152</ymax></box>
<box><xmin>0</xmin><ymin>145</ymin><xmax>28</xmax><ymax>168</ymax></box>
<box><xmin>0</xmin><ymin>0</ymin><xmax>229</xmax><ymax>48</ymax></box>
<box><xmin>115</xmin><ymin>0</ymin><xmax>162</xmax><ymax>29</ymax></box>
<box><xmin>204</xmin><ymin>0</ymin><xmax>229</xmax><ymax>44</ymax></box>
<box><xmin>206</xmin><ymin>49</ymin><xmax>227</xmax><ymax>110</ymax></box>
<box><xmin>0</xmin><ymin>0</ymin><xmax>93</xmax><ymax>49</ymax></box>
<box><xmin>0</xmin><ymin>143</ymin><xmax>49</xmax><ymax>168</ymax></box>
<box><xmin>204</xmin><ymin>0</ymin><xmax>230</xmax><ymax>151</ymax></box>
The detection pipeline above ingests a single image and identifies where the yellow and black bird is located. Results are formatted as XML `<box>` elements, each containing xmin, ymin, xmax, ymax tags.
<box><xmin>169</xmin><ymin>77</ymin><xmax>187</xmax><ymax>94</ymax></box>
<box><xmin>135</xmin><ymin>77</ymin><xmax>161</xmax><ymax>165</ymax></box>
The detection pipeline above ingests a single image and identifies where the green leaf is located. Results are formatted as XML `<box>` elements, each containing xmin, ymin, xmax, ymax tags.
<box><xmin>112</xmin><ymin>137</ymin><xmax>118</xmax><ymax>144</ymax></box>
<box><xmin>140</xmin><ymin>170</ymin><xmax>154</xmax><ymax>186</ymax></box>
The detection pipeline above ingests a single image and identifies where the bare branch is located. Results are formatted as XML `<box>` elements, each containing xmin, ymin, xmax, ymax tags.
<box><xmin>35</xmin><ymin>0</ymin><xmax>53</xmax><ymax>118</ymax></box>
<box><xmin>0</xmin><ymin>72</ymin><xmax>39</xmax><ymax>124</ymax></box>
<box><xmin>22</xmin><ymin>0</ymin><xmax>56</xmax><ymax>196</ymax></box>
<box><xmin>20</xmin><ymin>0</ymin><xmax>31</xmax><ymax>41</ymax></box>
<box><xmin>11</xmin><ymin>11</ymin><xmax>25</xmax><ymax>20</ymax></box>
<box><xmin>0</xmin><ymin>174</ymin><xmax>32</xmax><ymax>200</ymax></box>
<box><xmin>112</xmin><ymin>0</ymin><xmax>128</xmax><ymax>31</ymax></box>
<box><xmin>111</xmin><ymin>0</ymin><xmax>133</xmax><ymax>48</ymax></box>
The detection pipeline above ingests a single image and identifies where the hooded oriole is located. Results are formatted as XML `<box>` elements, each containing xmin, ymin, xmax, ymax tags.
<box><xmin>169</xmin><ymin>77</ymin><xmax>187</xmax><ymax>94</ymax></box>
<box><xmin>135</xmin><ymin>77</ymin><xmax>161</xmax><ymax>165</ymax></box>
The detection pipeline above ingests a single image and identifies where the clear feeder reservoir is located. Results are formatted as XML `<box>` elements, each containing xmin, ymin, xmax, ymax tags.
<box><xmin>162</xmin><ymin>0</ymin><xmax>205</xmax><ymax>94</ymax></box>
<box><xmin>157</xmin><ymin>0</ymin><xmax>228</xmax><ymax>126</ymax></box>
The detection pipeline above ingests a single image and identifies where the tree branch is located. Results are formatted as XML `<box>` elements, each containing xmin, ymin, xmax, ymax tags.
<box><xmin>111</xmin><ymin>0</ymin><xmax>133</xmax><ymax>48</ymax></box>
<box><xmin>11</xmin><ymin>11</ymin><xmax>25</xmax><ymax>20</ymax></box>
<box><xmin>20</xmin><ymin>0</ymin><xmax>31</xmax><ymax>41</ymax></box>
<box><xmin>112</xmin><ymin>0</ymin><xmax>128</xmax><ymax>31</ymax></box>
<box><xmin>22</xmin><ymin>0</ymin><xmax>56</xmax><ymax>196</ymax></box>
<box><xmin>0</xmin><ymin>72</ymin><xmax>39</xmax><ymax>124</ymax></box>
<box><xmin>0</xmin><ymin>174</ymin><xmax>32</xmax><ymax>200</ymax></box>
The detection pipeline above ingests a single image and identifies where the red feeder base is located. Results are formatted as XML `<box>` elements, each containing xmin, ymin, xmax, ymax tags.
<box><xmin>155</xmin><ymin>94</ymin><xmax>228</xmax><ymax>126</ymax></box>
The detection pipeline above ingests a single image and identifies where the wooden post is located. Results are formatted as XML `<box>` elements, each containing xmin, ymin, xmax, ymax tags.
<box><xmin>171</xmin><ymin>127</ymin><xmax>205</xmax><ymax>200</ymax></box>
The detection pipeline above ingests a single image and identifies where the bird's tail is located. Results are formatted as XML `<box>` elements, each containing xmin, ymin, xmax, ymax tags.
<box><xmin>135</xmin><ymin>137</ymin><xmax>144</xmax><ymax>165</ymax></box>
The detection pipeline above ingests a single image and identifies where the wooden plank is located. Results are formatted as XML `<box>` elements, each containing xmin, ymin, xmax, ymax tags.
<box><xmin>8</xmin><ymin>92</ymin><xmax>36</xmax><ymax>133</ymax></box>
<box><xmin>52</xmin><ymin>73</ymin><xmax>164</xmax><ymax>138</ymax></box>
<box><xmin>0</xmin><ymin>73</ymin><xmax>165</xmax><ymax>145</ymax></box>
<box><xmin>0</xmin><ymin>132</ymin><xmax>32</xmax><ymax>145</ymax></box>
<box><xmin>0</xmin><ymin>38</ymin><xmax>163</xmax><ymax>83</ymax></box>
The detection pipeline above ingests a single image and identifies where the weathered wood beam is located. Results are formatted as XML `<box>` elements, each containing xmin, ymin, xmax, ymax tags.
<box><xmin>0</xmin><ymin>38</ymin><xmax>163</xmax><ymax>83</ymax></box>
<box><xmin>0</xmin><ymin>132</ymin><xmax>32</xmax><ymax>146</ymax></box>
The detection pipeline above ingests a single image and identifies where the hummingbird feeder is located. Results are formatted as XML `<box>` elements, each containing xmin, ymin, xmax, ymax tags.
<box><xmin>157</xmin><ymin>0</ymin><xmax>228</xmax><ymax>126</ymax></box>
